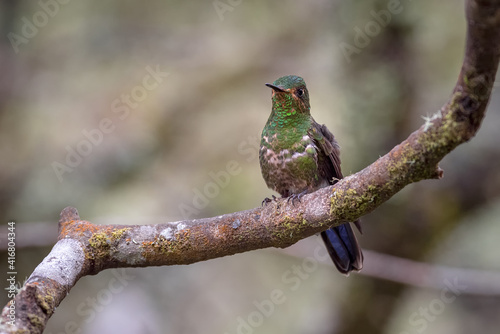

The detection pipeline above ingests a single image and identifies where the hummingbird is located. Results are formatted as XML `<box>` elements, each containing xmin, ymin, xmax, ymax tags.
<box><xmin>259</xmin><ymin>75</ymin><xmax>363</xmax><ymax>274</ymax></box>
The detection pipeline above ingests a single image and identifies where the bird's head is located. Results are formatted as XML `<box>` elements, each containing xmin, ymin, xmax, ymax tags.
<box><xmin>266</xmin><ymin>75</ymin><xmax>310</xmax><ymax>114</ymax></box>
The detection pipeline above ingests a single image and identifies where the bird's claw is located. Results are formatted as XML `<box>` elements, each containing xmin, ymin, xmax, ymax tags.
<box><xmin>287</xmin><ymin>191</ymin><xmax>308</xmax><ymax>205</ymax></box>
<box><xmin>261</xmin><ymin>195</ymin><xmax>277</xmax><ymax>206</ymax></box>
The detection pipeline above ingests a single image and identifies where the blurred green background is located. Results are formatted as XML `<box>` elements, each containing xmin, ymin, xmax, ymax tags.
<box><xmin>1</xmin><ymin>1</ymin><xmax>500</xmax><ymax>333</ymax></box>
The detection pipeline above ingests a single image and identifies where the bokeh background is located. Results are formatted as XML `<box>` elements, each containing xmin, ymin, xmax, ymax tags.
<box><xmin>1</xmin><ymin>1</ymin><xmax>500</xmax><ymax>333</ymax></box>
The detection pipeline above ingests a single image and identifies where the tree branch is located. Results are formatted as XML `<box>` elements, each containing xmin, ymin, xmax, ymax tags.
<box><xmin>361</xmin><ymin>250</ymin><xmax>500</xmax><ymax>296</ymax></box>
<box><xmin>2</xmin><ymin>1</ymin><xmax>500</xmax><ymax>333</ymax></box>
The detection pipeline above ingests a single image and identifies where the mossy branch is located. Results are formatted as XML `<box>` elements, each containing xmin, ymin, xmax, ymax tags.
<box><xmin>2</xmin><ymin>1</ymin><xmax>500</xmax><ymax>333</ymax></box>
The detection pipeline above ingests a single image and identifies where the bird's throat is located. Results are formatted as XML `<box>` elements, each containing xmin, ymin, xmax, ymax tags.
<box><xmin>262</xmin><ymin>107</ymin><xmax>311</xmax><ymax>151</ymax></box>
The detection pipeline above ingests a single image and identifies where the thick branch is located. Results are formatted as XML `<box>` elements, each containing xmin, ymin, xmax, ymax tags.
<box><xmin>2</xmin><ymin>1</ymin><xmax>500</xmax><ymax>333</ymax></box>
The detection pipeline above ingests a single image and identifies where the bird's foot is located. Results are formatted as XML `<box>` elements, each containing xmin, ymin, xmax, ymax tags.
<box><xmin>287</xmin><ymin>190</ymin><xmax>308</xmax><ymax>205</ymax></box>
<box><xmin>330</xmin><ymin>177</ymin><xmax>340</xmax><ymax>184</ymax></box>
<box><xmin>261</xmin><ymin>195</ymin><xmax>277</xmax><ymax>206</ymax></box>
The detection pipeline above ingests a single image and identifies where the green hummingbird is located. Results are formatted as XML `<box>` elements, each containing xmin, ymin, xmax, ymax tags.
<box><xmin>259</xmin><ymin>75</ymin><xmax>363</xmax><ymax>274</ymax></box>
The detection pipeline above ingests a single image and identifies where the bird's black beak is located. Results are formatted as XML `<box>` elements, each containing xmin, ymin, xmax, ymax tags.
<box><xmin>265</xmin><ymin>83</ymin><xmax>285</xmax><ymax>92</ymax></box>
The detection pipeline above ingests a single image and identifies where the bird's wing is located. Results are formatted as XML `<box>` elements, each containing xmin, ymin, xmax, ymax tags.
<box><xmin>309</xmin><ymin>120</ymin><xmax>363</xmax><ymax>232</ymax></box>
<box><xmin>309</xmin><ymin>120</ymin><xmax>343</xmax><ymax>182</ymax></box>
<box><xmin>310</xmin><ymin>119</ymin><xmax>364</xmax><ymax>274</ymax></box>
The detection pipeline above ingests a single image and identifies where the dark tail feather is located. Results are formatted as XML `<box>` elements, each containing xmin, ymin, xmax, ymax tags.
<box><xmin>321</xmin><ymin>222</ymin><xmax>363</xmax><ymax>275</ymax></box>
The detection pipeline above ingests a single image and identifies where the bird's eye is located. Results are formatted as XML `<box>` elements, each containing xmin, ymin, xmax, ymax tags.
<box><xmin>296</xmin><ymin>88</ymin><xmax>304</xmax><ymax>97</ymax></box>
